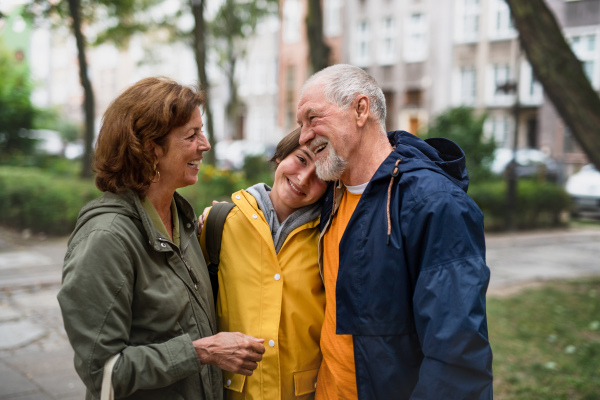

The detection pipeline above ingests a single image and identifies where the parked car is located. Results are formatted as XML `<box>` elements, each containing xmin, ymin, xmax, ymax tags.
<box><xmin>490</xmin><ymin>148</ymin><xmax>559</xmax><ymax>181</ymax></box>
<box><xmin>565</xmin><ymin>163</ymin><xmax>600</xmax><ymax>217</ymax></box>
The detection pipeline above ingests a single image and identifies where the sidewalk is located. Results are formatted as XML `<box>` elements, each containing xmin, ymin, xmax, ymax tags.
<box><xmin>485</xmin><ymin>226</ymin><xmax>600</xmax><ymax>295</ymax></box>
<box><xmin>0</xmin><ymin>225</ymin><xmax>599</xmax><ymax>399</ymax></box>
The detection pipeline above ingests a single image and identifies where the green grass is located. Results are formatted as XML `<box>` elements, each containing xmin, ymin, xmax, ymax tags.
<box><xmin>489</xmin><ymin>278</ymin><xmax>600</xmax><ymax>399</ymax></box>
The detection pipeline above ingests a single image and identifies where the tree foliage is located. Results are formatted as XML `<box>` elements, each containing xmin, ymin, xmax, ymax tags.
<box><xmin>505</xmin><ymin>0</ymin><xmax>600</xmax><ymax>171</ymax></box>
<box><xmin>0</xmin><ymin>39</ymin><xmax>37</xmax><ymax>158</ymax></box>
<box><xmin>422</xmin><ymin>107</ymin><xmax>496</xmax><ymax>183</ymax></box>
<box><xmin>24</xmin><ymin>0</ymin><xmax>164</xmax><ymax>176</ymax></box>
<box><xmin>209</xmin><ymin>0</ymin><xmax>278</xmax><ymax>140</ymax></box>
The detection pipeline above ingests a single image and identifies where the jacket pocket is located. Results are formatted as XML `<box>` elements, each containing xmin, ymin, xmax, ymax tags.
<box><xmin>293</xmin><ymin>368</ymin><xmax>318</xmax><ymax>396</ymax></box>
<box><xmin>223</xmin><ymin>371</ymin><xmax>246</xmax><ymax>393</ymax></box>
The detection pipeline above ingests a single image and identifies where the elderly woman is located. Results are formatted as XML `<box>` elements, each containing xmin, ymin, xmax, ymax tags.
<box><xmin>58</xmin><ymin>77</ymin><xmax>264</xmax><ymax>400</ymax></box>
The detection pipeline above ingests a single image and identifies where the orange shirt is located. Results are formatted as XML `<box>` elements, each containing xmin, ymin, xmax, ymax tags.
<box><xmin>315</xmin><ymin>191</ymin><xmax>362</xmax><ymax>400</ymax></box>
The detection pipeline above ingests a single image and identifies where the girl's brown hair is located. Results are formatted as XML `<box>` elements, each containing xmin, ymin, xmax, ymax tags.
<box><xmin>94</xmin><ymin>76</ymin><xmax>205</xmax><ymax>197</ymax></box>
<box><xmin>269</xmin><ymin>127</ymin><xmax>301</xmax><ymax>166</ymax></box>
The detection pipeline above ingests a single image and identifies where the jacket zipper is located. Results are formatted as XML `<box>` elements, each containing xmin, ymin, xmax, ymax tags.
<box><xmin>158</xmin><ymin>236</ymin><xmax>199</xmax><ymax>291</ymax></box>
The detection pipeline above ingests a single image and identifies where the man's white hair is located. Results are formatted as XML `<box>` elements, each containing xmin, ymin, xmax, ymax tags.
<box><xmin>300</xmin><ymin>64</ymin><xmax>387</xmax><ymax>130</ymax></box>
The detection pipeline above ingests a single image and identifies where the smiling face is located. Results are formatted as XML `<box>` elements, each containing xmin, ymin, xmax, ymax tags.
<box><xmin>296</xmin><ymin>81</ymin><xmax>357</xmax><ymax>181</ymax></box>
<box><xmin>154</xmin><ymin>107</ymin><xmax>210</xmax><ymax>191</ymax></box>
<box><xmin>269</xmin><ymin>146</ymin><xmax>328</xmax><ymax>222</ymax></box>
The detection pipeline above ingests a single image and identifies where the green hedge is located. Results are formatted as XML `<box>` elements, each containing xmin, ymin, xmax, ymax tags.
<box><xmin>178</xmin><ymin>165</ymin><xmax>248</xmax><ymax>211</ymax></box>
<box><xmin>0</xmin><ymin>165</ymin><xmax>254</xmax><ymax>236</ymax></box>
<box><xmin>0</xmin><ymin>167</ymin><xmax>572</xmax><ymax>235</ymax></box>
<box><xmin>469</xmin><ymin>180</ymin><xmax>572</xmax><ymax>231</ymax></box>
<box><xmin>0</xmin><ymin>167</ymin><xmax>101</xmax><ymax>235</ymax></box>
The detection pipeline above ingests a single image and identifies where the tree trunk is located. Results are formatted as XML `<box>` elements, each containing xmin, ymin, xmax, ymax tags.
<box><xmin>190</xmin><ymin>0</ymin><xmax>216</xmax><ymax>166</ymax></box>
<box><xmin>506</xmin><ymin>0</ymin><xmax>600</xmax><ymax>170</ymax></box>
<box><xmin>305</xmin><ymin>0</ymin><xmax>330</xmax><ymax>73</ymax></box>
<box><xmin>225</xmin><ymin>39</ymin><xmax>241</xmax><ymax>140</ymax></box>
<box><xmin>67</xmin><ymin>0</ymin><xmax>95</xmax><ymax>178</ymax></box>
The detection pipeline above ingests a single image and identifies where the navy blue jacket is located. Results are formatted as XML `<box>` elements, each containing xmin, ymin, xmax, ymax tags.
<box><xmin>319</xmin><ymin>131</ymin><xmax>493</xmax><ymax>399</ymax></box>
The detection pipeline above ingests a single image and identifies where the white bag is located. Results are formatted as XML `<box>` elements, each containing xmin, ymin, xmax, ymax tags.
<box><xmin>101</xmin><ymin>354</ymin><xmax>121</xmax><ymax>400</ymax></box>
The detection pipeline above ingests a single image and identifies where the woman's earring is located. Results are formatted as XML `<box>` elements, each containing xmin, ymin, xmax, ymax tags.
<box><xmin>152</xmin><ymin>163</ymin><xmax>160</xmax><ymax>183</ymax></box>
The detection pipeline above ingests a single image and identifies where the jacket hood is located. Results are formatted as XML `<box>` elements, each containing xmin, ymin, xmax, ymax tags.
<box><xmin>380</xmin><ymin>130</ymin><xmax>469</xmax><ymax>192</ymax></box>
<box><xmin>71</xmin><ymin>190</ymin><xmax>156</xmax><ymax>246</ymax></box>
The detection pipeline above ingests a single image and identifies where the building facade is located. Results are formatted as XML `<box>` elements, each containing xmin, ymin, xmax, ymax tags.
<box><xmin>338</xmin><ymin>0</ymin><xmax>599</xmax><ymax>179</ymax></box>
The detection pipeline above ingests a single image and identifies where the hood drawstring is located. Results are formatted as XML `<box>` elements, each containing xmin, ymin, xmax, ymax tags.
<box><xmin>386</xmin><ymin>158</ymin><xmax>401</xmax><ymax>245</ymax></box>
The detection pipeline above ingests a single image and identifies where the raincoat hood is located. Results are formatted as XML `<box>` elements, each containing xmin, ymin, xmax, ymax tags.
<box><xmin>373</xmin><ymin>130</ymin><xmax>469</xmax><ymax>192</ymax></box>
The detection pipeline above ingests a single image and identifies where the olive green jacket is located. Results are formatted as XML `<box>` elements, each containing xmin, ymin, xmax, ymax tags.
<box><xmin>58</xmin><ymin>189</ymin><xmax>222</xmax><ymax>400</ymax></box>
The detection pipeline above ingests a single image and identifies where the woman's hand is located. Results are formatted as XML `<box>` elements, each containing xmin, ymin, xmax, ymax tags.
<box><xmin>193</xmin><ymin>332</ymin><xmax>265</xmax><ymax>376</ymax></box>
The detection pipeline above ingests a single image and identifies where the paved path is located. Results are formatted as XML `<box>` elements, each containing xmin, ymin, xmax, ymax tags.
<box><xmin>0</xmin><ymin>226</ymin><xmax>599</xmax><ymax>399</ymax></box>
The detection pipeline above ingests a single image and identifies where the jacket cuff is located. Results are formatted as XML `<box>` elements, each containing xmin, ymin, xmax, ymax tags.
<box><xmin>165</xmin><ymin>334</ymin><xmax>202</xmax><ymax>380</ymax></box>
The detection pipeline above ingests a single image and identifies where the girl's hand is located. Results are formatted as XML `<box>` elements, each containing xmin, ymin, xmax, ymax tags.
<box><xmin>198</xmin><ymin>201</ymin><xmax>221</xmax><ymax>234</ymax></box>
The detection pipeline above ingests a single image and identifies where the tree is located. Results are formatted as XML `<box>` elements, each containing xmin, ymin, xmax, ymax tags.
<box><xmin>67</xmin><ymin>0</ymin><xmax>94</xmax><ymax>177</ymax></box>
<box><xmin>305</xmin><ymin>0</ymin><xmax>330</xmax><ymax>73</ymax></box>
<box><xmin>505</xmin><ymin>0</ymin><xmax>600</xmax><ymax>171</ymax></box>
<box><xmin>422</xmin><ymin>107</ymin><xmax>496</xmax><ymax>183</ymax></box>
<box><xmin>25</xmin><ymin>0</ymin><xmax>162</xmax><ymax>177</ymax></box>
<box><xmin>190</xmin><ymin>0</ymin><xmax>216</xmax><ymax>166</ymax></box>
<box><xmin>0</xmin><ymin>38</ymin><xmax>37</xmax><ymax>159</ymax></box>
<box><xmin>209</xmin><ymin>0</ymin><xmax>278</xmax><ymax>141</ymax></box>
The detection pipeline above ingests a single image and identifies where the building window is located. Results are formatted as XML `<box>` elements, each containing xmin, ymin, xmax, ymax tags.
<box><xmin>455</xmin><ymin>0</ymin><xmax>480</xmax><ymax>43</ymax></box>
<box><xmin>519</xmin><ymin>61</ymin><xmax>543</xmax><ymax>105</ymax></box>
<box><xmin>485</xmin><ymin>115</ymin><xmax>511</xmax><ymax>147</ymax></box>
<box><xmin>405</xmin><ymin>89</ymin><xmax>422</xmax><ymax>108</ymax></box>
<box><xmin>283</xmin><ymin>0</ymin><xmax>301</xmax><ymax>43</ymax></box>
<box><xmin>404</xmin><ymin>12</ymin><xmax>427</xmax><ymax>63</ymax></box>
<box><xmin>324</xmin><ymin>0</ymin><xmax>342</xmax><ymax>37</ymax></box>
<box><xmin>527</xmin><ymin>117</ymin><xmax>538</xmax><ymax>149</ymax></box>
<box><xmin>459</xmin><ymin>66</ymin><xmax>477</xmax><ymax>105</ymax></box>
<box><xmin>569</xmin><ymin>33</ymin><xmax>598</xmax><ymax>88</ymax></box>
<box><xmin>563</xmin><ymin>127</ymin><xmax>581</xmax><ymax>153</ymax></box>
<box><xmin>488</xmin><ymin>0</ymin><xmax>516</xmax><ymax>40</ymax></box>
<box><xmin>378</xmin><ymin>17</ymin><xmax>396</xmax><ymax>65</ymax></box>
<box><xmin>486</xmin><ymin>64</ymin><xmax>513</xmax><ymax>106</ymax></box>
<box><xmin>355</xmin><ymin>20</ymin><xmax>371</xmax><ymax>66</ymax></box>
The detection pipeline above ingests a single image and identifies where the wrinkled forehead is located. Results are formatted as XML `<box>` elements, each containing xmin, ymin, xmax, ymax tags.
<box><xmin>299</xmin><ymin>79</ymin><xmax>327</xmax><ymax>106</ymax></box>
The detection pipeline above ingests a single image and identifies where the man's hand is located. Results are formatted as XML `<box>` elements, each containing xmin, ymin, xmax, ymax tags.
<box><xmin>193</xmin><ymin>332</ymin><xmax>265</xmax><ymax>376</ymax></box>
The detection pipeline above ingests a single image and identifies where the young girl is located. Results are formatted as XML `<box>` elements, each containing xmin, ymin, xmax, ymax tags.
<box><xmin>200</xmin><ymin>128</ymin><xmax>327</xmax><ymax>399</ymax></box>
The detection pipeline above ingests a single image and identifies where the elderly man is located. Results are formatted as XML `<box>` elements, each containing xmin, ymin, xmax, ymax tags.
<box><xmin>297</xmin><ymin>64</ymin><xmax>493</xmax><ymax>399</ymax></box>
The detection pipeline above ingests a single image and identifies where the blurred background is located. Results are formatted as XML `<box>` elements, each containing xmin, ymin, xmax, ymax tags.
<box><xmin>1</xmin><ymin>0</ymin><xmax>599</xmax><ymax>233</ymax></box>
<box><xmin>0</xmin><ymin>0</ymin><xmax>599</xmax><ymax>399</ymax></box>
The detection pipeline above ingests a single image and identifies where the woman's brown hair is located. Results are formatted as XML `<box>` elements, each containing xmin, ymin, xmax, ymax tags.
<box><xmin>94</xmin><ymin>76</ymin><xmax>205</xmax><ymax>197</ymax></box>
<box><xmin>269</xmin><ymin>127</ymin><xmax>301</xmax><ymax>166</ymax></box>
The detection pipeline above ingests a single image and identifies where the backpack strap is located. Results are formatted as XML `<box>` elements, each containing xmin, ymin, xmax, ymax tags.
<box><xmin>205</xmin><ymin>202</ymin><xmax>235</xmax><ymax>305</ymax></box>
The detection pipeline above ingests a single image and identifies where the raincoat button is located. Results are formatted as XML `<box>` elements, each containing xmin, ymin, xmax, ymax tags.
<box><xmin>268</xmin><ymin>340</ymin><xmax>275</xmax><ymax>347</ymax></box>
<box><xmin>236</xmin><ymin>195</ymin><xmax>241</xmax><ymax>199</ymax></box>
<box><xmin>252</xmin><ymin>214</ymin><xmax>258</xmax><ymax>219</ymax></box>
<box><xmin>160</xmin><ymin>243</ymin><xmax>166</xmax><ymax>248</ymax></box>
<box><xmin>186</xmin><ymin>223</ymin><xmax>191</xmax><ymax>228</ymax></box>
<box><xmin>226</xmin><ymin>379</ymin><xmax>231</xmax><ymax>386</ymax></box>
<box><xmin>274</xmin><ymin>274</ymin><xmax>281</xmax><ymax>281</ymax></box>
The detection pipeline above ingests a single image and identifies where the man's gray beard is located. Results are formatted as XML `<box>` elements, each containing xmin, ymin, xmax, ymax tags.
<box><xmin>315</xmin><ymin>146</ymin><xmax>347</xmax><ymax>181</ymax></box>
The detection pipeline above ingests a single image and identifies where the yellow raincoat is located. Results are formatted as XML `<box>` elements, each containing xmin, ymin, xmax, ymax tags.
<box><xmin>200</xmin><ymin>190</ymin><xmax>325</xmax><ymax>400</ymax></box>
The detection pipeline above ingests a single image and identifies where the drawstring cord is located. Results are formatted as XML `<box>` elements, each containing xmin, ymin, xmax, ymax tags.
<box><xmin>386</xmin><ymin>158</ymin><xmax>401</xmax><ymax>245</ymax></box>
